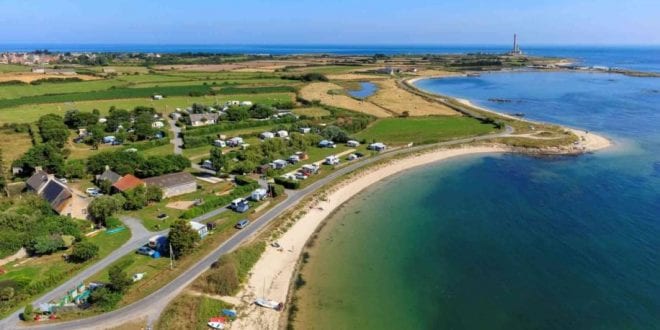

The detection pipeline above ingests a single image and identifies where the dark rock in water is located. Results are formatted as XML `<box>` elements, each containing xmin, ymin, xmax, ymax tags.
<box><xmin>488</xmin><ymin>98</ymin><xmax>513</xmax><ymax>103</ymax></box>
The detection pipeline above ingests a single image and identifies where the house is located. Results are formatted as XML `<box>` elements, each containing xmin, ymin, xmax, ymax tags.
<box><xmin>144</xmin><ymin>172</ymin><xmax>197</xmax><ymax>198</ymax></box>
<box><xmin>227</xmin><ymin>137</ymin><xmax>244</xmax><ymax>147</ymax></box>
<box><xmin>318</xmin><ymin>140</ymin><xmax>336</xmax><ymax>148</ymax></box>
<box><xmin>251</xmin><ymin>188</ymin><xmax>268</xmax><ymax>201</ymax></box>
<box><xmin>324</xmin><ymin>155</ymin><xmax>340</xmax><ymax>165</ymax></box>
<box><xmin>299</xmin><ymin>127</ymin><xmax>311</xmax><ymax>134</ymax></box>
<box><xmin>346</xmin><ymin>140</ymin><xmax>360</xmax><ymax>147</ymax></box>
<box><xmin>260</xmin><ymin>132</ymin><xmax>275</xmax><ymax>139</ymax></box>
<box><xmin>189</xmin><ymin>221</ymin><xmax>208</xmax><ymax>239</ymax></box>
<box><xmin>276</xmin><ymin>130</ymin><xmax>288</xmax><ymax>138</ymax></box>
<box><xmin>240</xmin><ymin>101</ymin><xmax>253</xmax><ymax>107</ymax></box>
<box><xmin>271</xmin><ymin>159</ymin><xmax>289</xmax><ymax>169</ymax></box>
<box><xmin>213</xmin><ymin>140</ymin><xmax>226</xmax><ymax>147</ymax></box>
<box><xmin>151</xmin><ymin>121</ymin><xmax>165</xmax><ymax>129</ymax></box>
<box><xmin>368</xmin><ymin>142</ymin><xmax>387</xmax><ymax>152</ymax></box>
<box><xmin>26</xmin><ymin>169</ymin><xmax>89</xmax><ymax>219</ymax></box>
<box><xmin>189</xmin><ymin>113</ymin><xmax>219</xmax><ymax>127</ymax></box>
<box><xmin>152</xmin><ymin>95</ymin><xmax>163</xmax><ymax>100</ymax></box>
<box><xmin>96</xmin><ymin>166</ymin><xmax>121</xmax><ymax>185</ymax></box>
<box><xmin>112</xmin><ymin>174</ymin><xmax>145</xmax><ymax>193</ymax></box>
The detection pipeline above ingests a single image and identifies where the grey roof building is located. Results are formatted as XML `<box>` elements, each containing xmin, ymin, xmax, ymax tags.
<box><xmin>144</xmin><ymin>172</ymin><xmax>197</xmax><ymax>198</ymax></box>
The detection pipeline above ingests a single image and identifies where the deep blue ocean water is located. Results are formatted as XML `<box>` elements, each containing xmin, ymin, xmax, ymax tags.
<box><xmin>294</xmin><ymin>70</ymin><xmax>660</xmax><ymax>327</ymax></box>
<box><xmin>1</xmin><ymin>44</ymin><xmax>658</xmax><ymax>72</ymax></box>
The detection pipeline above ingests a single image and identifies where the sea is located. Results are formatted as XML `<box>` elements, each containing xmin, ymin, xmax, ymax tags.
<box><xmin>292</xmin><ymin>51</ymin><xmax>660</xmax><ymax>329</ymax></box>
<box><xmin>1</xmin><ymin>44</ymin><xmax>659</xmax><ymax>72</ymax></box>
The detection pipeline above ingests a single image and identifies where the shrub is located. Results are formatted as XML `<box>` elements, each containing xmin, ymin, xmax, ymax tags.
<box><xmin>22</xmin><ymin>304</ymin><xmax>33</xmax><ymax>321</ymax></box>
<box><xmin>104</xmin><ymin>217</ymin><xmax>123</xmax><ymax>229</ymax></box>
<box><xmin>269</xmin><ymin>184</ymin><xmax>285</xmax><ymax>197</ymax></box>
<box><xmin>89</xmin><ymin>287</ymin><xmax>122</xmax><ymax>312</ymax></box>
<box><xmin>108</xmin><ymin>265</ymin><xmax>132</xmax><ymax>293</ymax></box>
<box><xmin>274</xmin><ymin>177</ymin><xmax>300</xmax><ymax>189</ymax></box>
<box><xmin>70</xmin><ymin>241</ymin><xmax>99</xmax><ymax>262</ymax></box>
<box><xmin>234</xmin><ymin>175</ymin><xmax>256</xmax><ymax>186</ymax></box>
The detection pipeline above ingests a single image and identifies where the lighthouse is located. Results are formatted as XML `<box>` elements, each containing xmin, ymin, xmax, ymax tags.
<box><xmin>510</xmin><ymin>33</ymin><xmax>523</xmax><ymax>55</ymax></box>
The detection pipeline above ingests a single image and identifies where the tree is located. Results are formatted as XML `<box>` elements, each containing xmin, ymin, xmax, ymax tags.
<box><xmin>209</xmin><ymin>148</ymin><xmax>228</xmax><ymax>172</ymax></box>
<box><xmin>29</xmin><ymin>234</ymin><xmax>65</xmax><ymax>255</ymax></box>
<box><xmin>226</xmin><ymin>107</ymin><xmax>249</xmax><ymax>122</ymax></box>
<box><xmin>64</xmin><ymin>109</ymin><xmax>99</xmax><ymax>129</ymax></box>
<box><xmin>248</xmin><ymin>104</ymin><xmax>275</xmax><ymax>119</ymax></box>
<box><xmin>22</xmin><ymin>304</ymin><xmax>33</xmax><ymax>321</ymax></box>
<box><xmin>88</xmin><ymin>195</ymin><xmax>125</xmax><ymax>224</ymax></box>
<box><xmin>146</xmin><ymin>185</ymin><xmax>163</xmax><ymax>203</ymax></box>
<box><xmin>105</xmin><ymin>108</ymin><xmax>131</xmax><ymax>133</ymax></box>
<box><xmin>321</xmin><ymin>125</ymin><xmax>350</xmax><ymax>143</ymax></box>
<box><xmin>14</xmin><ymin>143</ymin><xmax>66</xmax><ymax>176</ymax></box>
<box><xmin>108</xmin><ymin>265</ymin><xmax>132</xmax><ymax>293</ymax></box>
<box><xmin>64</xmin><ymin>159</ymin><xmax>86</xmax><ymax>179</ymax></box>
<box><xmin>70</xmin><ymin>241</ymin><xmax>99</xmax><ymax>262</ymax></box>
<box><xmin>37</xmin><ymin>114</ymin><xmax>69</xmax><ymax>147</ymax></box>
<box><xmin>168</xmin><ymin>219</ymin><xmax>200</xmax><ymax>258</ymax></box>
<box><xmin>132</xmin><ymin>111</ymin><xmax>155</xmax><ymax>141</ymax></box>
<box><xmin>123</xmin><ymin>186</ymin><xmax>148</xmax><ymax>210</ymax></box>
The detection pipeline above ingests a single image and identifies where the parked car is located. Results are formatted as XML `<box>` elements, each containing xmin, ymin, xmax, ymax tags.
<box><xmin>354</xmin><ymin>152</ymin><xmax>365</xmax><ymax>158</ymax></box>
<box><xmin>136</xmin><ymin>246</ymin><xmax>156</xmax><ymax>257</ymax></box>
<box><xmin>86</xmin><ymin>187</ymin><xmax>100</xmax><ymax>195</ymax></box>
<box><xmin>235</xmin><ymin>219</ymin><xmax>250</xmax><ymax>229</ymax></box>
<box><xmin>295</xmin><ymin>173</ymin><xmax>308</xmax><ymax>180</ymax></box>
<box><xmin>89</xmin><ymin>191</ymin><xmax>104</xmax><ymax>197</ymax></box>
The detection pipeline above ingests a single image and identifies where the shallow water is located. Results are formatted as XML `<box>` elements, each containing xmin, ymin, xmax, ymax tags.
<box><xmin>293</xmin><ymin>71</ymin><xmax>660</xmax><ymax>329</ymax></box>
<box><xmin>347</xmin><ymin>82</ymin><xmax>378</xmax><ymax>99</ymax></box>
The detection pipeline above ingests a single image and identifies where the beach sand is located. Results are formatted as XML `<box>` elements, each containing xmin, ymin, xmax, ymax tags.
<box><xmin>229</xmin><ymin>146</ymin><xmax>513</xmax><ymax>329</ymax></box>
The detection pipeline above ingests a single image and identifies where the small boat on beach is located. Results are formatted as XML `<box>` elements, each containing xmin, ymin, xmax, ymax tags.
<box><xmin>207</xmin><ymin>317</ymin><xmax>226</xmax><ymax>329</ymax></box>
<box><xmin>255</xmin><ymin>298</ymin><xmax>283</xmax><ymax>311</ymax></box>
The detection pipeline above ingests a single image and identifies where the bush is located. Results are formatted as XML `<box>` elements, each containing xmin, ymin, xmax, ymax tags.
<box><xmin>274</xmin><ymin>177</ymin><xmax>300</xmax><ymax>189</ymax></box>
<box><xmin>206</xmin><ymin>257</ymin><xmax>240</xmax><ymax>295</ymax></box>
<box><xmin>269</xmin><ymin>184</ymin><xmax>285</xmax><ymax>197</ymax></box>
<box><xmin>104</xmin><ymin>217</ymin><xmax>123</xmax><ymax>229</ymax></box>
<box><xmin>234</xmin><ymin>175</ymin><xmax>256</xmax><ymax>186</ymax></box>
<box><xmin>89</xmin><ymin>287</ymin><xmax>122</xmax><ymax>312</ymax></box>
<box><xmin>108</xmin><ymin>265</ymin><xmax>132</xmax><ymax>293</ymax></box>
<box><xmin>70</xmin><ymin>241</ymin><xmax>99</xmax><ymax>262</ymax></box>
<box><xmin>22</xmin><ymin>304</ymin><xmax>33</xmax><ymax>321</ymax></box>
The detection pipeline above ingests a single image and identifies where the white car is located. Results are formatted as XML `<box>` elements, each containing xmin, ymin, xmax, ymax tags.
<box><xmin>86</xmin><ymin>187</ymin><xmax>100</xmax><ymax>195</ymax></box>
<box><xmin>295</xmin><ymin>173</ymin><xmax>308</xmax><ymax>180</ymax></box>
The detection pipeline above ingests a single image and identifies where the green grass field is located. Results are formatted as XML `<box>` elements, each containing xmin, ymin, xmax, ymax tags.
<box><xmin>0</xmin><ymin>64</ymin><xmax>30</xmax><ymax>73</ymax></box>
<box><xmin>292</xmin><ymin>107</ymin><xmax>331</xmax><ymax>118</ymax></box>
<box><xmin>356</xmin><ymin>116</ymin><xmax>498</xmax><ymax>145</ymax></box>
<box><xmin>0</xmin><ymin>93</ymin><xmax>295</xmax><ymax>123</ymax></box>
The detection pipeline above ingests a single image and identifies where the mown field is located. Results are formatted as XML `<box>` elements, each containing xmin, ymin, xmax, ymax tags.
<box><xmin>356</xmin><ymin>116</ymin><xmax>498</xmax><ymax>145</ymax></box>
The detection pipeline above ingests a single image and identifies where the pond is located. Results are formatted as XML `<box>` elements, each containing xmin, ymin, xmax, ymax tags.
<box><xmin>347</xmin><ymin>81</ymin><xmax>377</xmax><ymax>99</ymax></box>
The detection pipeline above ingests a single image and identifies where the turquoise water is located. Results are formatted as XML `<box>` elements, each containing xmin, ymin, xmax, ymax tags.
<box><xmin>295</xmin><ymin>72</ymin><xmax>660</xmax><ymax>329</ymax></box>
<box><xmin>347</xmin><ymin>82</ymin><xmax>378</xmax><ymax>99</ymax></box>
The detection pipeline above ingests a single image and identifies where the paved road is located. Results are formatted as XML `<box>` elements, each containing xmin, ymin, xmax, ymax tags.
<box><xmin>167</xmin><ymin>118</ymin><xmax>183</xmax><ymax>156</ymax></box>
<box><xmin>13</xmin><ymin>128</ymin><xmax>513</xmax><ymax>330</ymax></box>
<box><xmin>0</xmin><ymin>217</ymin><xmax>166</xmax><ymax>329</ymax></box>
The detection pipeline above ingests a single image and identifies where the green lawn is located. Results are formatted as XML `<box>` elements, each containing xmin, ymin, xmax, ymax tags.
<box><xmin>0</xmin><ymin>64</ymin><xmax>30</xmax><ymax>73</ymax></box>
<box><xmin>356</xmin><ymin>116</ymin><xmax>498</xmax><ymax>145</ymax></box>
<box><xmin>292</xmin><ymin>107</ymin><xmax>331</xmax><ymax>118</ymax></box>
<box><xmin>0</xmin><ymin>93</ymin><xmax>294</xmax><ymax>123</ymax></box>
<box><xmin>0</xmin><ymin>225</ymin><xmax>130</xmax><ymax>318</ymax></box>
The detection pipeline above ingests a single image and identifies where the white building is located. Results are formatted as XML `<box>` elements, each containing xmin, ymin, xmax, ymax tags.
<box><xmin>151</xmin><ymin>121</ymin><xmax>165</xmax><ymax>129</ymax></box>
<box><xmin>189</xmin><ymin>221</ymin><xmax>208</xmax><ymax>239</ymax></box>
<box><xmin>324</xmin><ymin>155</ymin><xmax>340</xmax><ymax>165</ymax></box>
<box><xmin>276</xmin><ymin>130</ymin><xmax>289</xmax><ymax>138</ymax></box>
<box><xmin>368</xmin><ymin>142</ymin><xmax>387</xmax><ymax>151</ymax></box>
<box><xmin>251</xmin><ymin>188</ymin><xmax>268</xmax><ymax>201</ymax></box>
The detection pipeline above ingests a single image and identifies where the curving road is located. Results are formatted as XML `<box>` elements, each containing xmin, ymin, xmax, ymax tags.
<box><xmin>11</xmin><ymin>128</ymin><xmax>513</xmax><ymax>330</ymax></box>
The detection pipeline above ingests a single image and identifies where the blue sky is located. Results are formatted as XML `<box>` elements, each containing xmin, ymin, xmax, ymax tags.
<box><xmin>0</xmin><ymin>0</ymin><xmax>658</xmax><ymax>45</ymax></box>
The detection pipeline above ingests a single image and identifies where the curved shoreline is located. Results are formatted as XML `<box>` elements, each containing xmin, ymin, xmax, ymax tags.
<box><xmin>226</xmin><ymin>75</ymin><xmax>612</xmax><ymax>329</ymax></box>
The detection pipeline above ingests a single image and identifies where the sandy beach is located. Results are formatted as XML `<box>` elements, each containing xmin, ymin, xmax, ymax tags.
<box><xmin>226</xmin><ymin>78</ymin><xmax>611</xmax><ymax>329</ymax></box>
<box><xmin>229</xmin><ymin>145</ymin><xmax>511</xmax><ymax>329</ymax></box>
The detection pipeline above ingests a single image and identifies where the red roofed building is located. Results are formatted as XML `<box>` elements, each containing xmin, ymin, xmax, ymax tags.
<box><xmin>112</xmin><ymin>174</ymin><xmax>145</xmax><ymax>192</ymax></box>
